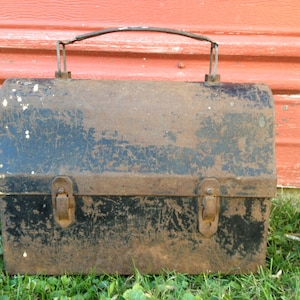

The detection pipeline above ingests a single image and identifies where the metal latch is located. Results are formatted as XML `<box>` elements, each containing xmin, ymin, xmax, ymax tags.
<box><xmin>198</xmin><ymin>178</ymin><xmax>220</xmax><ymax>238</ymax></box>
<box><xmin>51</xmin><ymin>176</ymin><xmax>75</xmax><ymax>228</ymax></box>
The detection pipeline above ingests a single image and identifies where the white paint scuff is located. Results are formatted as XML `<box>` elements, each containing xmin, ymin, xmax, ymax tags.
<box><xmin>33</xmin><ymin>84</ymin><xmax>39</xmax><ymax>92</ymax></box>
<box><xmin>21</xmin><ymin>104</ymin><xmax>29</xmax><ymax>111</ymax></box>
<box><xmin>25</xmin><ymin>130</ymin><xmax>30</xmax><ymax>139</ymax></box>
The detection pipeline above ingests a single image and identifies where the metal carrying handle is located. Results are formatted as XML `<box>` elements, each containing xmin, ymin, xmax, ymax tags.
<box><xmin>56</xmin><ymin>26</ymin><xmax>219</xmax><ymax>81</ymax></box>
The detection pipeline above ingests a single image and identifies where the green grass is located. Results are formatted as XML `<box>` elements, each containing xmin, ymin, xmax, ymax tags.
<box><xmin>0</xmin><ymin>192</ymin><xmax>299</xmax><ymax>299</ymax></box>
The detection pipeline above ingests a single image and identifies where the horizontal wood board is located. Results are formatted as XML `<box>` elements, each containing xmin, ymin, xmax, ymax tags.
<box><xmin>0</xmin><ymin>0</ymin><xmax>299</xmax><ymax>187</ymax></box>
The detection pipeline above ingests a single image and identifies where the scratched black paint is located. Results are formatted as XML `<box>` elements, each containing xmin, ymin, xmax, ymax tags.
<box><xmin>216</xmin><ymin>197</ymin><xmax>268</xmax><ymax>256</ymax></box>
<box><xmin>2</xmin><ymin>194</ymin><xmax>266</xmax><ymax>258</ymax></box>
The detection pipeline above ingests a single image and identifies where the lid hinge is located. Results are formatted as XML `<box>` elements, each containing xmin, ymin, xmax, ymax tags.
<box><xmin>198</xmin><ymin>178</ymin><xmax>220</xmax><ymax>238</ymax></box>
<box><xmin>51</xmin><ymin>176</ymin><xmax>75</xmax><ymax>228</ymax></box>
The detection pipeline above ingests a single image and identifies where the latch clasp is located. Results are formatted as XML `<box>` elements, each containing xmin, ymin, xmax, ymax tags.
<box><xmin>51</xmin><ymin>176</ymin><xmax>75</xmax><ymax>228</ymax></box>
<box><xmin>198</xmin><ymin>178</ymin><xmax>220</xmax><ymax>238</ymax></box>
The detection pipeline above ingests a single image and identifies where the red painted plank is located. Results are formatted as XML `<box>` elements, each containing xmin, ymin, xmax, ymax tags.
<box><xmin>1</xmin><ymin>0</ymin><xmax>300</xmax><ymax>34</ymax></box>
<box><xmin>0</xmin><ymin>46</ymin><xmax>299</xmax><ymax>91</ymax></box>
<box><xmin>275</xmin><ymin>95</ymin><xmax>300</xmax><ymax>187</ymax></box>
<box><xmin>1</xmin><ymin>28</ymin><xmax>300</xmax><ymax>56</ymax></box>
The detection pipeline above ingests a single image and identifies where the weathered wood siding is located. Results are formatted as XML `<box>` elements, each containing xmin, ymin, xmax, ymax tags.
<box><xmin>1</xmin><ymin>0</ymin><xmax>300</xmax><ymax>186</ymax></box>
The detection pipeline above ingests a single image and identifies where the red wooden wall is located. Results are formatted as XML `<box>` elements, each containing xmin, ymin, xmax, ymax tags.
<box><xmin>1</xmin><ymin>0</ymin><xmax>300</xmax><ymax>187</ymax></box>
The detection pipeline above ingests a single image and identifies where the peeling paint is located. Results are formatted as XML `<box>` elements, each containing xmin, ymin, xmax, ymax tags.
<box><xmin>289</xmin><ymin>94</ymin><xmax>300</xmax><ymax>99</ymax></box>
<box><xmin>172</xmin><ymin>46</ymin><xmax>181</xmax><ymax>51</ymax></box>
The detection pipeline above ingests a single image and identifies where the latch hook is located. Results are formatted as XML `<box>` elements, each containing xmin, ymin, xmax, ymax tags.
<box><xmin>51</xmin><ymin>176</ymin><xmax>75</xmax><ymax>228</ymax></box>
<box><xmin>198</xmin><ymin>178</ymin><xmax>220</xmax><ymax>238</ymax></box>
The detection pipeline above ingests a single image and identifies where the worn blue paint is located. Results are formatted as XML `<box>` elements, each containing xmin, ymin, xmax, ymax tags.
<box><xmin>206</xmin><ymin>83</ymin><xmax>273</xmax><ymax>108</ymax></box>
<box><xmin>0</xmin><ymin>78</ymin><xmax>275</xmax><ymax>187</ymax></box>
<box><xmin>0</xmin><ymin>107</ymin><xmax>273</xmax><ymax>178</ymax></box>
<box><xmin>0</xmin><ymin>108</ymin><xmax>215</xmax><ymax>175</ymax></box>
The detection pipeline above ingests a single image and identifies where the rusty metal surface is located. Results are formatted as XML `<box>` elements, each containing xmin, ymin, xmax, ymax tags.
<box><xmin>0</xmin><ymin>78</ymin><xmax>276</xmax><ymax>274</ymax></box>
<box><xmin>0</xmin><ymin>194</ymin><xmax>270</xmax><ymax>274</ymax></box>
<box><xmin>0</xmin><ymin>79</ymin><xmax>276</xmax><ymax>196</ymax></box>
